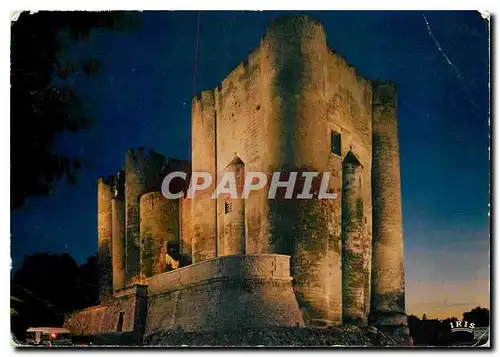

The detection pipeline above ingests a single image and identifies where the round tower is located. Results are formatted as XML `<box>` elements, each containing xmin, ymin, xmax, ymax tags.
<box><xmin>260</xmin><ymin>15</ymin><xmax>329</xmax><ymax>172</ymax></box>
<box><xmin>341</xmin><ymin>151</ymin><xmax>365</xmax><ymax>325</ymax></box>
<box><xmin>139</xmin><ymin>191</ymin><xmax>179</xmax><ymax>277</ymax></box>
<box><xmin>97</xmin><ymin>176</ymin><xmax>114</xmax><ymax>303</ymax></box>
<box><xmin>370</xmin><ymin>81</ymin><xmax>406</xmax><ymax>326</ymax></box>
<box><xmin>111</xmin><ymin>169</ymin><xmax>126</xmax><ymax>291</ymax></box>
<box><xmin>111</xmin><ymin>195</ymin><xmax>125</xmax><ymax>291</ymax></box>
<box><xmin>191</xmin><ymin>90</ymin><xmax>217</xmax><ymax>263</ymax></box>
<box><xmin>260</xmin><ymin>15</ymin><xmax>331</xmax><ymax>325</ymax></box>
<box><xmin>125</xmin><ymin>148</ymin><xmax>147</xmax><ymax>284</ymax></box>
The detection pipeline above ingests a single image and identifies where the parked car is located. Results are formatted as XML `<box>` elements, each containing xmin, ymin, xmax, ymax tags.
<box><xmin>26</xmin><ymin>327</ymin><xmax>72</xmax><ymax>347</ymax></box>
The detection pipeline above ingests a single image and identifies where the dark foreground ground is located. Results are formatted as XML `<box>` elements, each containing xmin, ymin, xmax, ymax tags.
<box><xmin>13</xmin><ymin>326</ymin><xmax>412</xmax><ymax>347</ymax></box>
<box><xmin>143</xmin><ymin>325</ymin><xmax>411</xmax><ymax>347</ymax></box>
<box><xmin>14</xmin><ymin>325</ymin><xmax>490</xmax><ymax>347</ymax></box>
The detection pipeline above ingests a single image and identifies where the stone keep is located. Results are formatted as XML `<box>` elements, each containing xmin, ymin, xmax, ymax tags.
<box><xmin>76</xmin><ymin>15</ymin><xmax>406</xmax><ymax>337</ymax></box>
<box><xmin>188</xmin><ymin>16</ymin><xmax>405</xmax><ymax>326</ymax></box>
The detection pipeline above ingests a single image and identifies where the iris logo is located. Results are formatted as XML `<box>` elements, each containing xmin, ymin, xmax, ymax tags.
<box><xmin>449</xmin><ymin>320</ymin><xmax>475</xmax><ymax>334</ymax></box>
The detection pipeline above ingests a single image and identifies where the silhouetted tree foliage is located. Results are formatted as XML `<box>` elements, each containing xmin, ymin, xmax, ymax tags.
<box><xmin>11</xmin><ymin>11</ymin><xmax>140</xmax><ymax>209</ymax></box>
<box><xmin>463</xmin><ymin>306</ymin><xmax>490</xmax><ymax>327</ymax></box>
<box><xmin>407</xmin><ymin>308</ymin><xmax>489</xmax><ymax>346</ymax></box>
<box><xmin>10</xmin><ymin>252</ymin><xmax>99</xmax><ymax>341</ymax></box>
<box><xmin>11</xmin><ymin>283</ymin><xmax>64</xmax><ymax>343</ymax></box>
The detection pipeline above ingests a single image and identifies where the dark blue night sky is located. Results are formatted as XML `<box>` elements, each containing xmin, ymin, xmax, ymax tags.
<box><xmin>11</xmin><ymin>11</ymin><xmax>490</xmax><ymax>318</ymax></box>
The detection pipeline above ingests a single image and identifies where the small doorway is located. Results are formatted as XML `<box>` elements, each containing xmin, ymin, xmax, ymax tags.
<box><xmin>116</xmin><ymin>311</ymin><xmax>125</xmax><ymax>332</ymax></box>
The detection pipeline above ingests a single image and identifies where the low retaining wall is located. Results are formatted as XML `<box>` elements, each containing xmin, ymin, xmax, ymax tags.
<box><xmin>145</xmin><ymin>254</ymin><xmax>304</xmax><ymax>334</ymax></box>
<box><xmin>64</xmin><ymin>285</ymin><xmax>147</xmax><ymax>337</ymax></box>
<box><xmin>64</xmin><ymin>255</ymin><xmax>305</xmax><ymax>344</ymax></box>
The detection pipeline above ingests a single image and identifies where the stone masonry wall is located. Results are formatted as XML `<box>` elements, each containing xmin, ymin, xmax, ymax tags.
<box><xmin>184</xmin><ymin>15</ymin><xmax>381</xmax><ymax>326</ymax></box>
<box><xmin>260</xmin><ymin>16</ymin><xmax>332</xmax><ymax>325</ymax></box>
<box><xmin>145</xmin><ymin>255</ymin><xmax>304</xmax><ymax>334</ymax></box>
<box><xmin>97</xmin><ymin>176</ymin><xmax>114</xmax><ymax>303</ymax></box>
<box><xmin>370</xmin><ymin>81</ymin><xmax>406</xmax><ymax>325</ymax></box>
<box><xmin>87</xmin><ymin>15</ymin><xmax>405</xmax><ymax>335</ymax></box>
<box><xmin>111</xmin><ymin>193</ymin><xmax>126</xmax><ymax>292</ymax></box>
<box><xmin>124</xmin><ymin>148</ymin><xmax>168</xmax><ymax>284</ymax></box>
<box><xmin>191</xmin><ymin>91</ymin><xmax>217</xmax><ymax>262</ymax></box>
<box><xmin>217</xmin><ymin>156</ymin><xmax>246</xmax><ymax>256</ymax></box>
<box><xmin>325</xmin><ymin>46</ymin><xmax>374</xmax><ymax>323</ymax></box>
<box><xmin>125</xmin><ymin>148</ymin><xmax>148</xmax><ymax>284</ymax></box>
<box><xmin>326</xmin><ymin>154</ymin><xmax>342</xmax><ymax>324</ymax></box>
<box><xmin>64</xmin><ymin>285</ymin><xmax>148</xmax><ymax>336</ymax></box>
<box><xmin>179</xmin><ymin>195</ymin><xmax>192</xmax><ymax>260</ymax></box>
<box><xmin>140</xmin><ymin>191</ymin><xmax>179</xmax><ymax>277</ymax></box>
<box><xmin>111</xmin><ymin>168</ymin><xmax>126</xmax><ymax>292</ymax></box>
<box><xmin>212</xmin><ymin>47</ymin><xmax>267</xmax><ymax>256</ymax></box>
<box><xmin>341</xmin><ymin>152</ymin><xmax>365</xmax><ymax>325</ymax></box>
